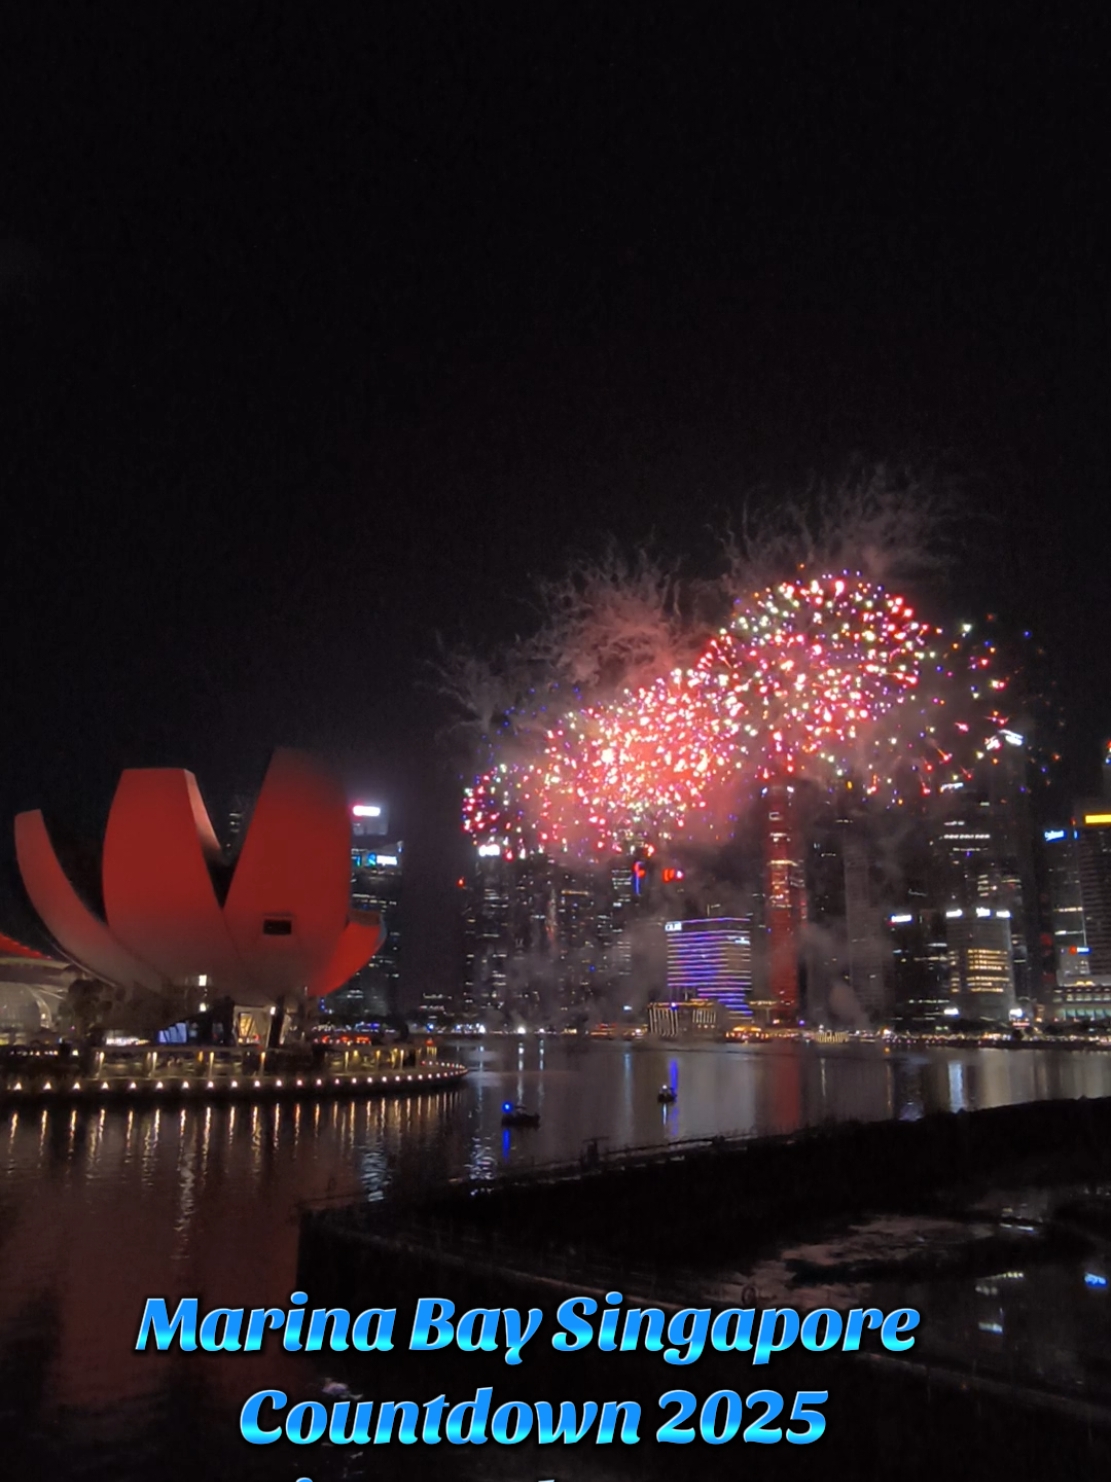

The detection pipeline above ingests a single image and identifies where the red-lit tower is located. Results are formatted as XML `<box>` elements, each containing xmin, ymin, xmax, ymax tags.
<box><xmin>763</xmin><ymin>780</ymin><xmax>805</xmax><ymax>1020</ymax></box>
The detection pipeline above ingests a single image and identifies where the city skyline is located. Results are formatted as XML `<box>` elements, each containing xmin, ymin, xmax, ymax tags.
<box><xmin>2</xmin><ymin>12</ymin><xmax>1109</xmax><ymax>1476</ymax></box>
<box><xmin>446</xmin><ymin>744</ymin><xmax>1111</xmax><ymax>1031</ymax></box>
<box><xmin>3</xmin><ymin>12</ymin><xmax>1109</xmax><ymax>1022</ymax></box>
<box><xmin>9</xmin><ymin>721</ymin><xmax>1111</xmax><ymax>1033</ymax></box>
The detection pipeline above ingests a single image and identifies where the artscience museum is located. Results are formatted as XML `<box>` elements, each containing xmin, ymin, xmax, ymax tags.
<box><xmin>14</xmin><ymin>749</ymin><xmax>384</xmax><ymax>1038</ymax></box>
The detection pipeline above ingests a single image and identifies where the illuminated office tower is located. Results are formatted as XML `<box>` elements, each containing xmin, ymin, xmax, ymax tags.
<box><xmin>1049</xmin><ymin>800</ymin><xmax>1111</xmax><ymax>1021</ymax></box>
<box><xmin>551</xmin><ymin>865</ymin><xmax>602</xmax><ymax>1012</ymax></box>
<box><xmin>461</xmin><ymin>844</ymin><xmax>545</xmax><ymax>1020</ymax></box>
<box><xmin>804</xmin><ymin>800</ymin><xmax>891</xmax><ymax>1023</ymax></box>
<box><xmin>461</xmin><ymin>844</ymin><xmax>511</xmax><ymax>1017</ymax></box>
<box><xmin>943</xmin><ymin>905</ymin><xmax>1016</xmax><ymax>1020</ymax></box>
<box><xmin>934</xmin><ymin>801</ymin><xmax>995</xmax><ymax>895</ymax></box>
<box><xmin>605</xmin><ymin>864</ymin><xmax>635</xmax><ymax>981</ymax></box>
<box><xmin>664</xmin><ymin>916</ymin><xmax>753</xmax><ymax>1021</ymax></box>
<box><xmin>328</xmin><ymin>803</ymin><xmax>402</xmax><ymax>1020</ymax></box>
<box><xmin>1041</xmin><ymin>746</ymin><xmax>1111</xmax><ymax>1021</ymax></box>
<box><xmin>929</xmin><ymin>782</ymin><xmax>1035</xmax><ymax>1006</ymax></box>
<box><xmin>763</xmin><ymin>782</ymin><xmax>804</xmax><ymax>1020</ymax></box>
<box><xmin>1044</xmin><ymin>825</ymin><xmax>1090</xmax><ymax>1000</ymax></box>
<box><xmin>461</xmin><ymin>845</ymin><xmax>637</xmax><ymax>1023</ymax></box>
<box><xmin>889</xmin><ymin>908</ymin><xmax>951</xmax><ymax>1026</ymax></box>
<box><xmin>553</xmin><ymin>861</ymin><xmax>637</xmax><ymax>1009</ymax></box>
<box><xmin>1075</xmin><ymin>802</ymin><xmax>1111</xmax><ymax>977</ymax></box>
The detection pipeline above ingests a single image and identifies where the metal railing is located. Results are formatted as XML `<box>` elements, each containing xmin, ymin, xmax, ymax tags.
<box><xmin>442</xmin><ymin>1121</ymin><xmax>806</xmax><ymax>1192</ymax></box>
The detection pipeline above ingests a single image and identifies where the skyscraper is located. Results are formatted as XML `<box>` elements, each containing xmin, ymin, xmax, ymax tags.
<box><xmin>347</xmin><ymin>841</ymin><xmax>404</xmax><ymax>1018</ymax></box>
<box><xmin>664</xmin><ymin>916</ymin><xmax>753</xmax><ymax>1020</ymax></box>
<box><xmin>763</xmin><ymin>782</ymin><xmax>804</xmax><ymax>1021</ymax></box>
<box><xmin>1044</xmin><ymin>802</ymin><xmax>1111</xmax><ymax>1021</ymax></box>
<box><xmin>889</xmin><ymin>908</ymin><xmax>951</xmax><ymax>1025</ymax></box>
<box><xmin>1041</xmin><ymin>745</ymin><xmax>1111</xmax><ymax>1022</ymax></box>
<box><xmin>460</xmin><ymin>846</ymin><xmax>640</xmax><ymax>1024</ymax></box>
<box><xmin>326</xmin><ymin>815</ymin><xmax>403</xmax><ymax>1021</ymax></box>
<box><xmin>803</xmin><ymin>795</ymin><xmax>892</xmax><ymax>1025</ymax></box>
<box><xmin>460</xmin><ymin>845</ymin><xmax>509</xmax><ymax>1018</ymax></box>
<box><xmin>943</xmin><ymin>905</ymin><xmax>1016</xmax><ymax>1019</ymax></box>
<box><xmin>1044</xmin><ymin>826</ymin><xmax>1090</xmax><ymax>1008</ymax></box>
<box><xmin>925</xmin><ymin>772</ymin><xmax>1035</xmax><ymax>1012</ymax></box>
<box><xmin>461</xmin><ymin>846</ymin><xmax>555</xmax><ymax>1021</ymax></box>
<box><xmin>1075</xmin><ymin>803</ymin><xmax>1111</xmax><ymax>978</ymax></box>
<box><xmin>605</xmin><ymin>863</ymin><xmax>635</xmax><ymax>981</ymax></box>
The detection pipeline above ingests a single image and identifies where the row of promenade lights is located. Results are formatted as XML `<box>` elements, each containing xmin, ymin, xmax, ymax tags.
<box><xmin>4</xmin><ymin>1066</ymin><xmax>464</xmax><ymax>1095</ymax></box>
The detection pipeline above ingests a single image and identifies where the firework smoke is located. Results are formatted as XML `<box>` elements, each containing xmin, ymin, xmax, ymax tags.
<box><xmin>446</xmin><ymin>468</ymin><xmax>1027</xmax><ymax>859</ymax></box>
<box><xmin>717</xmin><ymin>463</ymin><xmax>955</xmax><ymax>592</ymax></box>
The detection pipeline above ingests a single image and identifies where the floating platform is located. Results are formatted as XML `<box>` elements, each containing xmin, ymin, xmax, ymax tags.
<box><xmin>0</xmin><ymin>1060</ymin><xmax>467</xmax><ymax>1110</ymax></box>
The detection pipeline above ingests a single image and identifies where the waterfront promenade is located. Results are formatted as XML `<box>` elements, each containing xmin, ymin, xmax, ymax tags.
<box><xmin>0</xmin><ymin>1041</ymin><xmax>467</xmax><ymax>1108</ymax></box>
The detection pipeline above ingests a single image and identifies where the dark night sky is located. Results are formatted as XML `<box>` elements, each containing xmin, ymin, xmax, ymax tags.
<box><xmin>1</xmin><ymin>7</ymin><xmax>1108</xmax><ymax>984</ymax></box>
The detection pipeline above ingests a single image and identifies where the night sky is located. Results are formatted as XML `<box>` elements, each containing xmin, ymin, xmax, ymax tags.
<box><xmin>2</xmin><ymin>8</ymin><xmax>1107</xmax><ymax>984</ymax></box>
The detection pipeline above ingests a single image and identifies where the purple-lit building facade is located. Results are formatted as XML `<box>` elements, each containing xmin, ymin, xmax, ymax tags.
<box><xmin>664</xmin><ymin>916</ymin><xmax>753</xmax><ymax>1021</ymax></box>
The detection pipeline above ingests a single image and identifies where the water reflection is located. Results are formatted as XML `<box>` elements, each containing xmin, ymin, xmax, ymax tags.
<box><xmin>1</xmin><ymin>1039</ymin><xmax>1111</xmax><ymax>1455</ymax></box>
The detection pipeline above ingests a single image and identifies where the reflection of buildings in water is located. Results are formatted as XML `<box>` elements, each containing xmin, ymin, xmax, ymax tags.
<box><xmin>466</xmin><ymin>1130</ymin><xmax>498</xmax><ymax>1182</ymax></box>
<box><xmin>358</xmin><ymin>1138</ymin><xmax>391</xmax><ymax>1194</ymax></box>
<box><xmin>890</xmin><ymin>1055</ymin><xmax>938</xmax><ymax>1121</ymax></box>
<box><xmin>0</xmin><ymin>1091</ymin><xmax>460</xmax><ymax>1414</ymax></box>
<box><xmin>947</xmin><ymin>1058</ymin><xmax>967</xmax><ymax>1111</ymax></box>
<box><xmin>805</xmin><ymin>1045</ymin><xmax>891</xmax><ymax>1128</ymax></box>
<box><xmin>4</xmin><ymin>1041</ymin><xmax>1111</xmax><ymax>1431</ymax></box>
<box><xmin>981</xmin><ymin>1048</ymin><xmax>1033</xmax><ymax>1110</ymax></box>
<box><xmin>768</xmin><ymin>1046</ymin><xmax>804</xmax><ymax>1132</ymax></box>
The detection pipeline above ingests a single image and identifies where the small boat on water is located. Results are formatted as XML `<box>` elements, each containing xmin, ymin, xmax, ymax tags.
<box><xmin>657</xmin><ymin>1085</ymin><xmax>677</xmax><ymax>1104</ymax></box>
<box><xmin>501</xmin><ymin>1101</ymin><xmax>541</xmax><ymax>1127</ymax></box>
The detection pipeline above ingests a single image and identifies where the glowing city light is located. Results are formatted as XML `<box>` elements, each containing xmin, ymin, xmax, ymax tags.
<box><xmin>464</xmin><ymin>574</ymin><xmax>1020</xmax><ymax>857</ymax></box>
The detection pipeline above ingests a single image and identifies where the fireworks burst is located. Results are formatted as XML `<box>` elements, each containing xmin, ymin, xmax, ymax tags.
<box><xmin>462</xmin><ymin>574</ymin><xmax>1022</xmax><ymax>858</ymax></box>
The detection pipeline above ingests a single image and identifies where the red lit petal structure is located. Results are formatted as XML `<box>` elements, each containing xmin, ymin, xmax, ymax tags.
<box><xmin>101</xmin><ymin>768</ymin><xmax>247</xmax><ymax>991</ymax></box>
<box><xmin>223</xmin><ymin>749</ymin><xmax>352</xmax><ymax>1002</ymax></box>
<box><xmin>14</xmin><ymin>810</ymin><xmax>164</xmax><ymax>991</ymax></box>
<box><xmin>14</xmin><ymin>748</ymin><xmax>384</xmax><ymax>1017</ymax></box>
<box><xmin>308</xmin><ymin>910</ymin><xmax>385</xmax><ymax>996</ymax></box>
